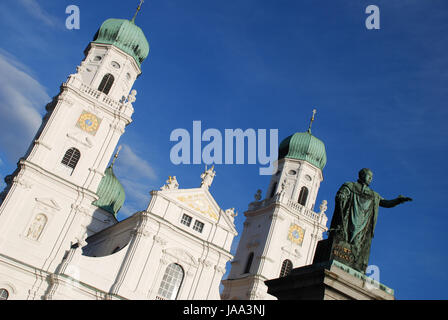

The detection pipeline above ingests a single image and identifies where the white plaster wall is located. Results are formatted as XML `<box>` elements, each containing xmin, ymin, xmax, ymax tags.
<box><xmin>223</xmin><ymin>156</ymin><xmax>327</xmax><ymax>300</ymax></box>
<box><xmin>81</xmin><ymin>44</ymin><xmax>140</xmax><ymax>102</ymax></box>
<box><xmin>0</xmin><ymin>259</ymin><xmax>42</xmax><ymax>300</ymax></box>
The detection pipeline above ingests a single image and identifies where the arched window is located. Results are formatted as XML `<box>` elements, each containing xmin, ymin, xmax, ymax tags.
<box><xmin>0</xmin><ymin>288</ymin><xmax>9</xmax><ymax>300</ymax></box>
<box><xmin>61</xmin><ymin>148</ymin><xmax>81</xmax><ymax>175</ymax></box>
<box><xmin>244</xmin><ymin>252</ymin><xmax>254</xmax><ymax>274</ymax></box>
<box><xmin>298</xmin><ymin>186</ymin><xmax>309</xmax><ymax>206</ymax></box>
<box><xmin>98</xmin><ymin>73</ymin><xmax>114</xmax><ymax>95</ymax></box>
<box><xmin>270</xmin><ymin>182</ymin><xmax>277</xmax><ymax>198</ymax></box>
<box><xmin>157</xmin><ymin>263</ymin><xmax>184</xmax><ymax>300</ymax></box>
<box><xmin>279</xmin><ymin>259</ymin><xmax>293</xmax><ymax>277</ymax></box>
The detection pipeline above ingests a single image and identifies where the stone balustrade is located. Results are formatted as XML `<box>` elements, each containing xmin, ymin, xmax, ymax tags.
<box><xmin>65</xmin><ymin>75</ymin><xmax>125</xmax><ymax>111</ymax></box>
<box><xmin>248</xmin><ymin>193</ymin><xmax>326</xmax><ymax>224</ymax></box>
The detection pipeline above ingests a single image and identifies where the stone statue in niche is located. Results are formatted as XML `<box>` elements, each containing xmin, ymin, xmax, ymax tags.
<box><xmin>26</xmin><ymin>214</ymin><xmax>47</xmax><ymax>241</ymax></box>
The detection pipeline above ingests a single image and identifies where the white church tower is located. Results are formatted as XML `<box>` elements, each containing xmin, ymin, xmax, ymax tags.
<box><xmin>221</xmin><ymin>110</ymin><xmax>329</xmax><ymax>300</ymax></box>
<box><xmin>0</xmin><ymin>12</ymin><xmax>149</xmax><ymax>299</ymax></box>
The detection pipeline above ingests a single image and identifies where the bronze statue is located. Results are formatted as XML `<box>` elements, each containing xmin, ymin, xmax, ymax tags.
<box><xmin>315</xmin><ymin>168</ymin><xmax>412</xmax><ymax>273</ymax></box>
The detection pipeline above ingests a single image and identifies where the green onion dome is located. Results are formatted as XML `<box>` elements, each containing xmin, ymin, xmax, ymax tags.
<box><xmin>92</xmin><ymin>18</ymin><xmax>149</xmax><ymax>68</ymax></box>
<box><xmin>92</xmin><ymin>165</ymin><xmax>125</xmax><ymax>216</ymax></box>
<box><xmin>278</xmin><ymin>131</ymin><xmax>327</xmax><ymax>170</ymax></box>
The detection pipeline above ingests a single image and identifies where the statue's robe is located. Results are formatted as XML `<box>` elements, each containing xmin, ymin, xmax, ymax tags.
<box><xmin>329</xmin><ymin>182</ymin><xmax>383</xmax><ymax>273</ymax></box>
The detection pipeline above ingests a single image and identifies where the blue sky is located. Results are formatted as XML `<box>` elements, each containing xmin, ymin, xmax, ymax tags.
<box><xmin>0</xmin><ymin>0</ymin><xmax>447</xmax><ymax>299</ymax></box>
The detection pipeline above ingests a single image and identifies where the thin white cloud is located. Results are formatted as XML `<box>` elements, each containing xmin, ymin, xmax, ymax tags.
<box><xmin>17</xmin><ymin>0</ymin><xmax>59</xmax><ymax>27</ymax></box>
<box><xmin>116</xmin><ymin>144</ymin><xmax>157</xmax><ymax>181</ymax></box>
<box><xmin>120</xmin><ymin>178</ymin><xmax>153</xmax><ymax>208</ymax></box>
<box><xmin>118</xmin><ymin>204</ymin><xmax>137</xmax><ymax>219</ymax></box>
<box><xmin>0</xmin><ymin>52</ymin><xmax>157</xmax><ymax>219</ymax></box>
<box><xmin>113</xmin><ymin>144</ymin><xmax>158</xmax><ymax>219</ymax></box>
<box><xmin>0</xmin><ymin>49</ymin><xmax>35</xmax><ymax>77</ymax></box>
<box><xmin>0</xmin><ymin>51</ymin><xmax>50</xmax><ymax>162</ymax></box>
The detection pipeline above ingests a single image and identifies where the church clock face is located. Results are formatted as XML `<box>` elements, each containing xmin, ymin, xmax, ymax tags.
<box><xmin>77</xmin><ymin>111</ymin><xmax>101</xmax><ymax>135</ymax></box>
<box><xmin>287</xmin><ymin>224</ymin><xmax>305</xmax><ymax>245</ymax></box>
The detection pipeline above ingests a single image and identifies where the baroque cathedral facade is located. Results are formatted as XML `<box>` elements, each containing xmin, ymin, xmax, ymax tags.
<box><xmin>0</xmin><ymin>14</ymin><xmax>328</xmax><ymax>300</ymax></box>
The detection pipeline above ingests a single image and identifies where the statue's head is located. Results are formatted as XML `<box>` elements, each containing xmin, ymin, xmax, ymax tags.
<box><xmin>358</xmin><ymin>168</ymin><xmax>373</xmax><ymax>186</ymax></box>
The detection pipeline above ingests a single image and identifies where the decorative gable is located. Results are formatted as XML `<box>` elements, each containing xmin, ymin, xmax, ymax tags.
<box><xmin>155</xmin><ymin>187</ymin><xmax>237</xmax><ymax>234</ymax></box>
<box><xmin>176</xmin><ymin>193</ymin><xmax>218</xmax><ymax>221</ymax></box>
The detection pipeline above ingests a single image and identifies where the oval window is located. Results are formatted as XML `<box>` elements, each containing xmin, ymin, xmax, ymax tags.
<box><xmin>0</xmin><ymin>288</ymin><xmax>9</xmax><ymax>300</ymax></box>
<box><xmin>93</xmin><ymin>56</ymin><xmax>102</xmax><ymax>62</ymax></box>
<box><xmin>288</xmin><ymin>170</ymin><xmax>297</xmax><ymax>176</ymax></box>
<box><xmin>111</xmin><ymin>61</ymin><xmax>121</xmax><ymax>69</ymax></box>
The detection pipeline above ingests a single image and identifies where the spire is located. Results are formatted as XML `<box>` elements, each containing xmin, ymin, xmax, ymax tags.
<box><xmin>307</xmin><ymin>109</ymin><xmax>317</xmax><ymax>134</ymax></box>
<box><xmin>131</xmin><ymin>0</ymin><xmax>144</xmax><ymax>23</ymax></box>
<box><xmin>110</xmin><ymin>145</ymin><xmax>123</xmax><ymax>168</ymax></box>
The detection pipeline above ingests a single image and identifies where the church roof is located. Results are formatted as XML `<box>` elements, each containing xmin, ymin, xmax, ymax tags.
<box><xmin>278</xmin><ymin>131</ymin><xmax>327</xmax><ymax>170</ymax></box>
<box><xmin>92</xmin><ymin>164</ymin><xmax>125</xmax><ymax>216</ymax></box>
<box><xmin>92</xmin><ymin>18</ymin><xmax>150</xmax><ymax>68</ymax></box>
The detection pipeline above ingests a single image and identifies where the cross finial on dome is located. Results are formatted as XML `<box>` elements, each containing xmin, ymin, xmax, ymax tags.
<box><xmin>131</xmin><ymin>0</ymin><xmax>144</xmax><ymax>23</ymax></box>
<box><xmin>111</xmin><ymin>145</ymin><xmax>123</xmax><ymax>167</ymax></box>
<box><xmin>307</xmin><ymin>109</ymin><xmax>317</xmax><ymax>134</ymax></box>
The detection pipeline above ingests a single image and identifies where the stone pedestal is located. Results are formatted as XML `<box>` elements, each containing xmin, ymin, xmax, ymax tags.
<box><xmin>265</xmin><ymin>260</ymin><xmax>395</xmax><ymax>300</ymax></box>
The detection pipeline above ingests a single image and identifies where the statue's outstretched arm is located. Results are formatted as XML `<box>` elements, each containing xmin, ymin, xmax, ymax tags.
<box><xmin>380</xmin><ymin>195</ymin><xmax>412</xmax><ymax>208</ymax></box>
